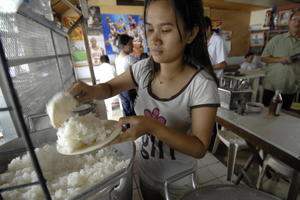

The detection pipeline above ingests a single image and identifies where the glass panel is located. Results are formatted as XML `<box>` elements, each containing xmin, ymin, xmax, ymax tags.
<box><xmin>0</xmin><ymin>13</ymin><xmax>55</xmax><ymax>60</ymax></box>
<box><xmin>58</xmin><ymin>56</ymin><xmax>74</xmax><ymax>83</ymax></box>
<box><xmin>53</xmin><ymin>31</ymin><xmax>70</xmax><ymax>55</ymax></box>
<box><xmin>0</xmin><ymin>111</ymin><xmax>17</xmax><ymax>143</ymax></box>
<box><xmin>0</xmin><ymin>87</ymin><xmax>7</xmax><ymax>108</ymax></box>
<box><xmin>64</xmin><ymin>76</ymin><xmax>75</xmax><ymax>90</ymax></box>
<box><xmin>10</xmin><ymin>58</ymin><xmax>63</xmax><ymax>117</ymax></box>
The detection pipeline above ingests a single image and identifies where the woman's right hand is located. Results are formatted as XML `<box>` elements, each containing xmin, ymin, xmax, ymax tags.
<box><xmin>68</xmin><ymin>81</ymin><xmax>96</xmax><ymax>104</ymax></box>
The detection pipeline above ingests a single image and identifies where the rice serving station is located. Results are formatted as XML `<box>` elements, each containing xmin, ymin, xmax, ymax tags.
<box><xmin>0</xmin><ymin>3</ymin><xmax>135</xmax><ymax>199</ymax></box>
<box><xmin>0</xmin><ymin>130</ymin><xmax>136</xmax><ymax>200</ymax></box>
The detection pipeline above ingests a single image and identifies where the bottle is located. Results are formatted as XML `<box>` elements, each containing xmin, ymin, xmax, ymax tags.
<box><xmin>268</xmin><ymin>90</ymin><xmax>283</xmax><ymax>116</ymax></box>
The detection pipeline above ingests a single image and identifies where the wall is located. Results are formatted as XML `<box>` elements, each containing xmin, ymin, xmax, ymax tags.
<box><xmin>211</xmin><ymin>8</ymin><xmax>251</xmax><ymax>57</ymax></box>
<box><xmin>62</xmin><ymin>1</ymin><xmax>143</xmax><ymax>18</ymax></box>
<box><xmin>62</xmin><ymin>3</ymin><xmax>250</xmax><ymax>57</ymax></box>
<box><xmin>250</xmin><ymin>8</ymin><xmax>271</xmax><ymax>26</ymax></box>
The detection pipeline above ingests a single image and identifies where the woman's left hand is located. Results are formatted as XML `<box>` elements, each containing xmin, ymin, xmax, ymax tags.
<box><xmin>107</xmin><ymin>116</ymin><xmax>161</xmax><ymax>145</ymax></box>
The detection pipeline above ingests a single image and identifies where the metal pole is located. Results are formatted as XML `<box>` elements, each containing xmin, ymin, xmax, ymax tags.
<box><xmin>50</xmin><ymin>30</ymin><xmax>64</xmax><ymax>89</ymax></box>
<box><xmin>0</xmin><ymin>39</ymin><xmax>52</xmax><ymax>199</ymax></box>
<box><xmin>78</xmin><ymin>0</ymin><xmax>96</xmax><ymax>85</ymax></box>
<box><xmin>66</xmin><ymin>32</ymin><xmax>77</xmax><ymax>84</ymax></box>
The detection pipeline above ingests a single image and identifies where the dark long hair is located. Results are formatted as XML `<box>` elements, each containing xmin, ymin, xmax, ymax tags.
<box><xmin>143</xmin><ymin>0</ymin><xmax>218</xmax><ymax>84</ymax></box>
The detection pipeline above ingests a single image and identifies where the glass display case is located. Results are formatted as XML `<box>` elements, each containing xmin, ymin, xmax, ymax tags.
<box><xmin>0</xmin><ymin>2</ymin><xmax>75</xmax><ymax>199</ymax></box>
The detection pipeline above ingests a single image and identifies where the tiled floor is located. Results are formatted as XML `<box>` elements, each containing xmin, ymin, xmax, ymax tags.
<box><xmin>131</xmin><ymin>150</ymin><xmax>233</xmax><ymax>200</ymax></box>
<box><xmin>214</xmin><ymin>145</ymin><xmax>300</xmax><ymax>200</ymax></box>
<box><xmin>111</xmin><ymin>102</ymin><xmax>300</xmax><ymax>200</ymax></box>
<box><xmin>132</xmin><ymin>148</ymin><xmax>300</xmax><ymax>200</ymax></box>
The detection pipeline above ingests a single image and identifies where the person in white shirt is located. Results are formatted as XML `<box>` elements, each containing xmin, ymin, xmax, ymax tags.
<box><xmin>96</xmin><ymin>55</ymin><xmax>116</xmax><ymax>83</ymax></box>
<box><xmin>204</xmin><ymin>17</ymin><xmax>228</xmax><ymax>79</ymax></box>
<box><xmin>240</xmin><ymin>52</ymin><xmax>257</xmax><ymax>70</ymax></box>
<box><xmin>114</xmin><ymin>34</ymin><xmax>137</xmax><ymax>116</ymax></box>
<box><xmin>204</xmin><ymin>17</ymin><xmax>227</xmax><ymax>152</ymax></box>
<box><xmin>96</xmin><ymin>55</ymin><xmax>117</xmax><ymax>119</ymax></box>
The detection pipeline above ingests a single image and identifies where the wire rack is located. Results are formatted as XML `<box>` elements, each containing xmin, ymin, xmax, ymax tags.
<box><xmin>0</xmin><ymin>3</ymin><xmax>74</xmax><ymax>199</ymax></box>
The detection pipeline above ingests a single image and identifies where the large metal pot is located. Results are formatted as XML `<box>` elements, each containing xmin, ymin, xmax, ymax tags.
<box><xmin>0</xmin><ymin>128</ymin><xmax>135</xmax><ymax>200</ymax></box>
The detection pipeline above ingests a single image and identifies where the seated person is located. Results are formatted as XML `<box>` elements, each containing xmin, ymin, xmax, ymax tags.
<box><xmin>240</xmin><ymin>52</ymin><xmax>257</xmax><ymax>70</ymax></box>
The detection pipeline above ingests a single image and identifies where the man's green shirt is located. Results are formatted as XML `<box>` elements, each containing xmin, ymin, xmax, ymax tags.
<box><xmin>262</xmin><ymin>32</ymin><xmax>300</xmax><ymax>94</ymax></box>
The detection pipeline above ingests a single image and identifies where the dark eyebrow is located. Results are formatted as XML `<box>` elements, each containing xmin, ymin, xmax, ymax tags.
<box><xmin>145</xmin><ymin>22</ymin><xmax>174</xmax><ymax>26</ymax></box>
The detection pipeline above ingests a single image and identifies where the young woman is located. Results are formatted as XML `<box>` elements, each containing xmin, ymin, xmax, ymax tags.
<box><xmin>69</xmin><ymin>0</ymin><xmax>219</xmax><ymax>199</ymax></box>
<box><xmin>114</xmin><ymin>34</ymin><xmax>137</xmax><ymax>116</ymax></box>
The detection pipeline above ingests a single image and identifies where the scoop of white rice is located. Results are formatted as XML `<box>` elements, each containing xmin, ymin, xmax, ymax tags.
<box><xmin>46</xmin><ymin>92</ymin><xmax>77</xmax><ymax>128</ymax></box>
<box><xmin>56</xmin><ymin>113</ymin><xmax>121</xmax><ymax>154</ymax></box>
<box><xmin>0</xmin><ymin>144</ymin><xmax>129</xmax><ymax>200</ymax></box>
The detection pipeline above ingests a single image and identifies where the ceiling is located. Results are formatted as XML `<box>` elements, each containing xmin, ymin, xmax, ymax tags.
<box><xmin>51</xmin><ymin>0</ymin><xmax>296</xmax><ymax>16</ymax></box>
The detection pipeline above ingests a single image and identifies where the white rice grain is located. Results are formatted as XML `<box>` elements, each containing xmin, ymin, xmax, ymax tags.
<box><xmin>0</xmin><ymin>144</ymin><xmax>129</xmax><ymax>200</ymax></box>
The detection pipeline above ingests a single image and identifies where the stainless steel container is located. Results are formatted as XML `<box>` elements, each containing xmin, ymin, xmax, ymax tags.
<box><xmin>0</xmin><ymin>129</ymin><xmax>135</xmax><ymax>200</ymax></box>
<box><xmin>72</xmin><ymin>103</ymin><xmax>96</xmax><ymax>116</ymax></box>
<box><xmin>218</xmin><ymin>88</ymin><xmax>252</xmax><ymax>110</ymax></box>
<box><xmin>220</xmin><ymin>75</ymin><xmax>251</xmax><ymax>91</ymax></box>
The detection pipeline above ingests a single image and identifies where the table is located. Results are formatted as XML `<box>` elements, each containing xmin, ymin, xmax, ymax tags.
<box><xmin>223</xmin><ymin>69</ymin><xmax>265</xmax><ymax>102</ymax></box>
<box><xmin>216</xmin><ymin>107</ymin><xmax>300</xmax><ymax>200</ymax></box>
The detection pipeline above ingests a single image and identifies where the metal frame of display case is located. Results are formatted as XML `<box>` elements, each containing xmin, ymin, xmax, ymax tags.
<box><xmin>0</xmin><ymin>0</ymin><xmax>109</xmax><ymax>197</ymax></box>
<box><xmin>0</xmin><ymin>3</ymin><xmax>75</xmax><ymax>199</ymax></box>
<box><xmin>0</xmin><ymin>43</ymin><xmax>51</xmax><ymax>199</ymax></box>
<box><xmin>54</xmin><ymin>0</ymin><xmax>97</xmax><ymax>85</ymax></box>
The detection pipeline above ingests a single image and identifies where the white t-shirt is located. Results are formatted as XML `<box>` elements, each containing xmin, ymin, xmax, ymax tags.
<box><xmin>208</xmin><ymin>32</ymin><xmax>227</xmax><ymax>78</ymax></box>
<box><xmin>94</xmin><ymin>63</ymin><xmax>116</xmax><ymax>83</ymax></box>
<box><xmin>115</xmin><ymin>54</ymin><xmax>137</xmax><ymax>75</ymax></box>
<box><xmin>131</xmin><ymin>58</ymin><xmax>220</xmax><ymax>184</ymax></box>
<box><xmin>240</xmin><ymin>61</ymin><xmax>257</xmax><ymax>70</ymax></box>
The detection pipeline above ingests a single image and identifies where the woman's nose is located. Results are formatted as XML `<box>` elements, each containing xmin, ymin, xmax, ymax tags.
<box><xmin>149</xmin><ymin>31</ymin><xmax>162</xmax><ymax>46</ymax></box>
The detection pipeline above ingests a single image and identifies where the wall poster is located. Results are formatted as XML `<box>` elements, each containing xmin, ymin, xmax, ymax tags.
<box><xmin>101</xmin><ymin>14</ymin><xmax>148</xmax><ymax>58</ymax></box>
<box><xmin>63</xmin><ymin>6</ymin><xmax>106</xmax><ymax>67</ymax></box>
<box><xmin>63</xmin><ymin>16</ymin><xmax>87</xmax><ymax>67</ymax></box>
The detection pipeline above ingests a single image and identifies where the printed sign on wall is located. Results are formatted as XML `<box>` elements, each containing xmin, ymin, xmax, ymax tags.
<box><xmin>101</xmin><ymin>14</ymin><xmax>148</xmax><ymax>58</ymax></box>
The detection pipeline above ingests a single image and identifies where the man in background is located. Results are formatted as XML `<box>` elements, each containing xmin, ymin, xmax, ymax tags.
<box><xmin>261</xmin><ymin>9</ymin><xmax>300</xmax><ymax>110</ymax></box>
<box><xmin>204</xmin><ymin>16</ymin><xmax>228</xmax><ymax>79</ymax></box>
<box><xmin>205</xmin><ymin>17</ymin><xmax>228</xmax><ymax>152</ymax></box>
<box><xmin>96</xmin><ymin>55</ymin><xmax>117</xmax><ymax>119</ymax></box>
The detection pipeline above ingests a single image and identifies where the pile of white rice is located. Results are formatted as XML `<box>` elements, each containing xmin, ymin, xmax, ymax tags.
<box><xmin>46</xmin><ymin>92</ymin><xmax>77</xmax><ymax>128</ymax></box>
<box><xmin>57</xmin><ymin>113</ymin><xmax>121</xmax><ymax>154</ymax></box>
<box><xmin>0</xmin><ymin>144</ymin><xmax>129</xmax><ymax>200</ymax></box>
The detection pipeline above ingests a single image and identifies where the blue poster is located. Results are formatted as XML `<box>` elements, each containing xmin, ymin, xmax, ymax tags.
<box><xmin>101</xmin><ymin>14</ymin><xmax>148</xmax><ymax>57</ymax></box>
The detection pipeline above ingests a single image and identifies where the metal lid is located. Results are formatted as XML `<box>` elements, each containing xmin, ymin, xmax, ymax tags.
<box><xmin>72</xmin><ymin>104</ymin><xmax>93</xmax><ymax>116</ymax></box>
<box><xmin>181</xmin><ymin>185</ymin><xmax>281</xmax><ymax>200</ymax></box>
